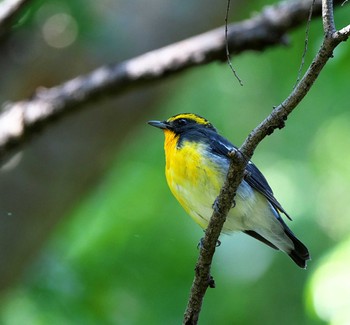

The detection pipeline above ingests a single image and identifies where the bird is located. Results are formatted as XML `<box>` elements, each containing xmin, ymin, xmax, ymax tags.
<box><xmin>148</xmin><ymin>113</ymin><xmax>310</xmax><ymax>268</ymax></box>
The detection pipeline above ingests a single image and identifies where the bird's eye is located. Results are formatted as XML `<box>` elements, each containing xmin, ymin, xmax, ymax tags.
<box><xmin>177</xmin><ymin>118</ymin><xmax>188</xmax><ymax>126</ymax></box>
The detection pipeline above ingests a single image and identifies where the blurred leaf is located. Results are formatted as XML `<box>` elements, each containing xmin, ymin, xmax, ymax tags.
<box><xmin>308</xmin><ymin>237</ymin><xmax>350</xmax><ymax>325</ymax></box>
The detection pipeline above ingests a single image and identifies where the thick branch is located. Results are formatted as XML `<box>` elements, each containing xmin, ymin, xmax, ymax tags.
<box><xmin>183</xmin><ymin>1</ymin><xmax>350</xmax><ymax>324</ymax></box>
<box><xmin>322</xmin><ymin>0</ymin><xmax>336</xmax><ymax>34</ymax></box>
<box><xmin>0</xmin><ymin>0</ymin><xmax>344</xmax><ymax>163</ymax></box>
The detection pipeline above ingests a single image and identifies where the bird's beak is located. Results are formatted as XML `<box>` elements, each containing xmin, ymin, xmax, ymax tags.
<box><xmin>148</xmin><ymin>120</ymin><xmax>169</xmax><ymax>130</ymax></box>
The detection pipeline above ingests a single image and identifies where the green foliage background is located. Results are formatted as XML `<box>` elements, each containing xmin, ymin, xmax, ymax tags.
<box><xmin>1</xmin><ymin>1</ymin><xmax>350</xmax><ymax>324</ymax></box>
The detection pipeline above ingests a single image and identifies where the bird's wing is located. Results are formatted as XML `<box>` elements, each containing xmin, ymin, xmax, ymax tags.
<box><xmin>208</xmin><ymin>131</ymin><xmax>291</xmax><ymax>220</ymax></box>
<box><xmin>208</xmin><ymin>131</ymin><xmax>236</xmax><ymax>157</ymax></box>
<box><xmin>245</xmin><ymin>162</ymin><xmax>292</xmax><ymax>220</ymax></box>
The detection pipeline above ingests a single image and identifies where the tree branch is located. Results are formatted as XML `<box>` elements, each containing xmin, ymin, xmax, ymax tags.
<box><xmin>322</xmin><ymin>0</ymin><xmax>336</xmax><ymax>34</ymax></box>
<box><xmin>0</xmin><ymin>0</ymin><xmax>344</xmax><ymax>163</ymax></box>
<box><xmin>0</xmin><ymin>0</ymin><xmax>32</xmax><ymax>39</ymax></box>
<box><xmin>183</xmin><ymin>1</ymin><xmax>350</xmax><ymax>324</ymax></box>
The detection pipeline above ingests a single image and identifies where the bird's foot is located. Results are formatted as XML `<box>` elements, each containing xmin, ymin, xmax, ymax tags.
<box><xmin>212</xmin><ymin>197</ymin><xmax>219</xmax><ymax>212</ymax></box>
<box><xmin>197</xmin><ymin>236</ymin><xmax>221</xmax><ymax>250</ymax></box>
<box><xmin>212</xmin><ymin>196</ymin><xmax>236</xmax><ymax>210</ymax></box>
<box><xmin>197</xmin><ymin>237</ymin><xmax>204</xmax><ymax>250</ymax></box>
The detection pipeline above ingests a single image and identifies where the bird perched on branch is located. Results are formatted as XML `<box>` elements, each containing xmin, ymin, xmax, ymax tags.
<box><xmin>148</xmin><ymin>113</ymin><xmax>310</xmax><ymax>268</ymax></box>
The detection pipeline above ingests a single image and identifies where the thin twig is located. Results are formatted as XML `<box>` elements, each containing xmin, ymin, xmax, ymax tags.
<box><xmin>183</xmin><ymin>0</ymin><xmax>350</xmax><ymax>323</ymax></box>
<box><xmin>294</xmin><ymin>0</ymin><xmax>316</xmax><ymax>88</ymax></box>
<box><xmin>225</xmin><ymin>0</ymin><xmax>243</xmax><ymax>86</ymax></box>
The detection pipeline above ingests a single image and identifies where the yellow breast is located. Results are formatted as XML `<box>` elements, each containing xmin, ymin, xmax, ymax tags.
<box><xmin>163</xmin><ymin>130</ymin><xmax>224</xmax><ymax>228</ymax></box>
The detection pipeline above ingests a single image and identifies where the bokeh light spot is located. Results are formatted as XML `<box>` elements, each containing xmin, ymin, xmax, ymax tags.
<box><xmin>42</xmin><ymin>13</ymin><xmax>78</xmax><ymax>49</ymax></box>
<box><xmin>309</xmin><ymin>239</ymin><xmax>350</xmax><ymax>325</ymax></box>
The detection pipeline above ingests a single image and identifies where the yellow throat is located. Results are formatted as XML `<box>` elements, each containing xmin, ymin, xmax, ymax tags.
<box><xmin>163</xmin><ymin>129</ymin><xmax>223</xmax><ymax>229</ymax></box>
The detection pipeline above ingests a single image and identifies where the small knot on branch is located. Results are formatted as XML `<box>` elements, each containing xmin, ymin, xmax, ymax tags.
<box><xmin>276</xmin><ymin>111</ymin><xmax>288</xmax><ymax>130</ymax></box>
<box><xmin>267</xmin><ymin>125</ymin><xmax>275</xmax><ymax>135</ymax></box>
<box><xmin>277</xmin><ymin>118</ymin><xmax>286</xmax><ymax>129</ymax></box>
<box><xmin>208</xmin><ymin>276</ymin><xmax>216</xmax><ymax>288</ymax></box>
<box><xmin>267</xmin><ymin>107</ymin><xmax>288</xmax><ymax>134</ymax></box>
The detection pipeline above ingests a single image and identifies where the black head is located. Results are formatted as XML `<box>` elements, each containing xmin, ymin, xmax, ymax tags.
<box><xmin>148</xmin><ymin>113</ymin><xmax>217</xmax><ymax>134</ymax></box>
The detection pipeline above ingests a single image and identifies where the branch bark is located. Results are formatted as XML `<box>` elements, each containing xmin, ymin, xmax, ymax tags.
<box><xmin>183</xmin><ymin>1</ymin><xmax>350</xmax><ymax>324</ymax></box>
<box><xmin>0</xmin><ymin>0</ymin><xmax>344</xmax><ymax>163</ymax></box>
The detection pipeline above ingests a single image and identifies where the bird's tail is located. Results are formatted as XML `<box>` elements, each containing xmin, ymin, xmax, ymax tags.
<box><xmin>244</xmin><ymin>225</ymin><xmax>310</xmax><ymax>268</ymax></box>
<box><xmin>284</xmin><ymin>227</ymin><xmax>310</xmax><ymax>269</ymax></box>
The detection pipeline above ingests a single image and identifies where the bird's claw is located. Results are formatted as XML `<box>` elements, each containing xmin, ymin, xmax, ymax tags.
<box><xmin>213</xmin><ymin>196</ymin><xmax>236</xmax><ymax>210</ymax></box>
<box><xmin>197</xmin><ymin>237</ymin><xmax>221</xmax><ymax>249</ymax></box>
<box><xmin>197</xmin><ymin>237</ymin><xmax>204</xmax><ymax>250</ymax></box>
<box><xmin>212</xmin><ymin>197</ymin><xmax>219</xmax><ymax>212</ymax></box>
<box><xmin>231</xmin><ymin>199</ymin><xmax>236</xmax><ymax>208</ymax></box>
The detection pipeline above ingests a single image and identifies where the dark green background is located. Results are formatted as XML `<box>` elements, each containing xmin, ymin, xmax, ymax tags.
<box><xmin>0</xmin><ymin>0</ymin><xmax>349</xmax><ymax>324</ymax></box>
